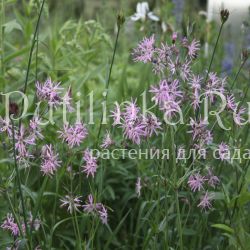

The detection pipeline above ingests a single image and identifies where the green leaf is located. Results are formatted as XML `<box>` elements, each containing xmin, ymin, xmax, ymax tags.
<box><xmin>3</xmin><ymin>19</ymin><xmax>22</xmax><ymax>33</ymax></box>
<box><xmin>211</xmin><ymin>224</ymin><xmax>234</xmax><ymax>234</ymax></box>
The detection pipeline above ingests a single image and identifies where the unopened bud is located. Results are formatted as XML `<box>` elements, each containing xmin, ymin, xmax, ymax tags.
<box><xmin>117</xmin><ymin>11</ymin><xmax>125</xmax><ymax>27</ymax></box>
<box><xmin>172</xmin><ymin>32</ymin><xmax>177</xmax><ymax>44</ymax></box>
<box><xmin>220</xmin><ymin>9</ymin><xmax>229</xmax><ymax>24</ymax></box>
<box><xmin>241</xmin><ymin>49</ymin><xmax>249</xmax><ymax>62</ymax></box>
<box><xmin>9</xmin><ymin>102</ymin><xmax>19</xmax><ymax>117</ymax></box>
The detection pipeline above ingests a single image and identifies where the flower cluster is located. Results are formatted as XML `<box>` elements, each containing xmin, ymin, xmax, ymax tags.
<box><xmin>40</xmin><ymin>144</ymin><xmax>61</xmax><ymax>176</ymax></box>
<box><xmin>188</xmin><ymin>168</ymin><xmax>219</xmax><ymax>211</ymax></box>
<box><xmin>58</xmin><ymin>121</ymin><xmax>88</xmax><ymax>148</ymax></box>
<box><xmin>82</xmin><ymin>149</ymin><xmax>98</xmax><ymax>177</ymax></box>
<box><xmin>83</xmin><ymin>194</ymin><xmax>108</xmax><ymax>224</ymax></box>
<box><xmin>110</xmin><ymin>99</ymin><xmax>161</xmax><ymax>145</ymax></box>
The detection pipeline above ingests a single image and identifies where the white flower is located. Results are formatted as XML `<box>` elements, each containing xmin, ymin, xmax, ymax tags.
<box><xmin>131</xmin><ymin>2</ymin><xmax>159</xmax><ymax>22</ymax></box>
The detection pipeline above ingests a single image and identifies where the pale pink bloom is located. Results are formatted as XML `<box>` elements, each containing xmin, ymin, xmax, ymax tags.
<box><xmin>110</xmin><ymin>102</ymin><xmax>122</xmax><ymax>126</ymax></box>
<box><xmin>83</xmin><ymin>194</ymin><xmax>96</xmax><ymax>213</ymax></box>
<box><xmin>1</xmin><ymin>213</ymin><xmax>19</xmax><ymax>236</ymax></box>
<box><xmin>83</xmin><ymin>194</ymin><xmax>108</xmax><ymax>225</ymax></box>
<box><xmin>198</xmin><ymin>191</ymin><xmax>213</xmax><ymax>211</ymax></box>
<box><xmin>58</xmin><ymin>122</ymin><xmax>88</xmax><ymax>148</ymax></box>
<box><xmin>101</xmin><ymin>130</ymin><xmax>114</xmax><ymax>148</ymax></box>
<box><xmin>143</xmin><ymin>114</ymin><xmax>162</xmax><ymax>137</ymax></box>
<box><xmin>206</xmin><ymin>168</ymin><xmax>220</xmax><ymax>188</ymax></box>
<box><xmin>218</xmin><ymin>142</ymin><xmax>230</xmax><ymax>161</ymax></box>
<box><xmin>0</xmin><ymin>117</ymin><xmax>12</xmax><ymax>136</ymax></box>
<box><xmin>62</xmin><ymin>86</ymin><xmax>74</xmax><ymax>112</ymax></box>
<box><xmin>124</xmin><ymin>99</ymin><xmax>140</xmax><ymax>122</ymax></box>
<box><xmin>30</xmin><ymin>117</ymin><xmax>44</xmax><ymax>140</ymax></box>
<box><xmin>180</xmin><ymin>60</ymin><xmax>191</xmax><ymax>81</ymax></box>
<box><xmin>189</xmin><ymin>118</ymin><xmax>213</xmax><ymax>145</ymax></box>
<box><xmin>188</xmin><ymin>173</ymin><xmax>205</xmax><ymax>192</ymax></box>
<box><xmin>205</xmin><ymin>72</ymin><xmax>225</xmax><ymax>102</ymax></box>
<box><xmin>122</xmin><ymin>120</ymin><xmax>146</xmax><ymax>145</ymax></box>
<box><xmin>153</xmin><ymin>43</ymin><xmax>171</xmax><ymax>74</ymax></box>
<box><xmin>40</xmin><ymin>144</ymin><xmax>61</xmax><ymax>176</ymax></box>
<box><xmin>187</xmin><ymin>39</ymin><xmax>200</xmax><ymax>58</ymax></box>
<box><xmin>82</xmin><ymin>149</ymin><xmax>98</xmax><ymax>177</ymax></box>
<box><xmin>136</xmin><ymin>177</ymin><xmax>142</xmax><ymax>197</ymax></box>
<box><xmin>36</xmin><ymin>78</ymin><xmax>63</xmax><ymax>107</ymax></box>
<box><xmin>172</xmin><ymin>32</ymin><xmax>178</xmax><ymax>42</ymax></box>
<box><xmin>98</xmin><ymin>205</ymin><xmax>108</xmax><ymax>225</ymax></box>
<box><xmin>234</xmin><ymin>107</ymin><xmax>246</xmax><ymax>126</ymax></box>
<box><xmin>189</xmin><ymin>75</ymin><xmax>202</xmax><ymax>109</ymax></box>
<box><xmin>132</xmin><ymin>35</ymin><xmax>155</xmax><ymax>63</ymax></box>
<box><xmin>226</xmin><ymin>94</ymin><xmax>237</xmax><ymax>111</ymax></box>
<box><xmin>60</xmin><ymin>195</ymin><xmax>82</xmax><ymax>214</ymax></box>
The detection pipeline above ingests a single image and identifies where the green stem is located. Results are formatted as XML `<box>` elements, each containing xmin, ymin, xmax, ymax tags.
<box><xmin>11</xmin><ymin>119</ymin><xmax>31</xmax><ymax>248</ymax></box>
<box><xmin>19</xmin><ymin>0</ymin><xmax>45</xmax><ymax>127</ymax></box>
<box><xmin>170</xmin><ymin>127</ymin><xmax>183</xmax><ymax>250</ymax></box>
<box><xmin>204</xmin><ymin>22</ymin><xmax>224</xmax><ymax>84</ymax></box>
<box><xmin>1</xmin><ymin>0</ymin><xmax>5</xmax><ymax>77</ymax></box>
<box><xmin>230</xmin><ymin>59</ymin><xmax>247</xmax><ymax>91</ymax></box>
<box><xmin>96</xmin><ymin>24</ymin><xmax>121</xmax><ymax>145</ymax></box>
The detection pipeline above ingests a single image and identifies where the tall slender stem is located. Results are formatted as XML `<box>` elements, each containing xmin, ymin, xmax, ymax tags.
<box><xmin>230</xmin><ymin>59</ymin><xmax>247</xmax><ymax>91</ymax></box>
<box><xmin>170</xmin><ymin>127</ymin><xmax>183</xmax><ymax>250</ymax></box>
<box><xmin>204</xmin><ymin>22</ymin><xmax>224</xmax><ymax>84</ymax></box>
<box><xmin>19</xmin><ymin>0</ymin><xmax>45</xmax><ymax>127</ymax></box>
<box><xmin>1</xmin><ymin>0</ymin><xmax>5</xmax><ymax>77</ymax></box>
<box><xmin>11</xmin><ymin>119</ymin><xmax>31</xmax><ymax>248</ymax></box>
<box><xmin>96</xmin><ymin>24</ymin><xmax>121</xmax><ymax>144</ymax></box>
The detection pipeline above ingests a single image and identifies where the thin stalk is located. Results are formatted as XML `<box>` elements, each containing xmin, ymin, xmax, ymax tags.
<box><xmin>196</xmin><ymin>21</ymin><xmax>224</xmax><ymax>119</ymax></box>
<box><xmin>1</xmin><ymin>0</ymin><xmax>5</xmax><ymax>77</ymax></box>
<box><xmin>170</xmin><ymin>128</ymin><xmax>183</xmax><ymax>250</ymax></box>
<box><xmin>204</xmin><ymin>22</ymin><xmax>224</xmax><ymax>84</ymax></box>
<box><xmin>96</xmin><ymin>24</ymin><xmax>121</xmax><ymax>145</ymax></box>
<box><xmin>19</xmin><ymin>0</ymin><xmax>45</xmax><ymax>127</ymax></box>
<box><xmin>11</xmin><ymin>119</ymin><xmax>31</xmax><ymax>248</ymax></box>
<box><xmin>230</xmin><ymin>59</ymin><xmax>247</xmax><ymax>91</ymax></box>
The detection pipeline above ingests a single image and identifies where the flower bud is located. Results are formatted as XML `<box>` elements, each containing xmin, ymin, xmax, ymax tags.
<box><xmin>241</xmin><ymin>49</ymin><xmax>249</xmax><ymax>62</ymax></box>
<box><xmin>220</xmin><ymin>9</ymin><xmax>229</xmax><ymax>24</ymax></box>
<box><xmin>117</xmin><ymin>11</ymin><xmax>125</xmax><ymax>27</ymax></box>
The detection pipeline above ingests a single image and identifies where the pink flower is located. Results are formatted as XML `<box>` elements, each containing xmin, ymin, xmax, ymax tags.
<box><xmin>82</xmin><ymin>149</ymin><xmax>98</xmax><ymax>177</ymax></box>
<box><xmin>132</xmin><ymin>35</ymin><xmax>155</xmax><ymax>63</ymax></box>
<box><xmin>83</xmin><ymin>194</ymin><xmax>96</xmax><ymax>213</ymax></box>
<box><xmin>1</xmin><ymin>213</ymin><xmax>19</xmax><ymax>236</ymax></box>
<box><xmin>101</xmin><ymin>130</ymin><xmax>114</xmax><ymax>148</ymax></box>
<box><xmin>36</xmin><ymin>78</ymin><xmax>63</xmax><ymax>107</ymax></box>
<box><xmin>123</xmin><ymin>99</ymin><xmax>140</xmax><ymax>122</ymax></box>
<box><xmin>188</xmin><ymin>173</ymin><xmax>205</xmax><ymax>192</ymax></box>
<box><xmin>205</xmin><ymin>72</ymin><xmax>225</xmax><ymax>102</ymax></box>
<box><xmin>206</xmin><ymin>168</ymin><xmax>220</xmax><ymax>188</ymax></box>
<box><xmin>122</xmin><ymin>120</ymin><xmax>146</xmax><ymax>145</ymax></box>
<box><xmin>143</xmin><ymin>114</ymin><xmax>162</xmax><ymax>137</ymax></box>
<box><xmin>110</xmin><ymin>102</ymin><xmax>122</xmax><ymax>126</ymax></box>
<box><xmin>83</xmin><ymin>195</ymin><xmax>108</xmax><ymax>225</ymax></box>
<box><xmin>189</xmin><ymin>75</ymin><xmax>202</xmax><ymax>110</ymax></box>
<box><xmin>234</xmin><ymin>107</ymin><xmax>246</xmax><ymax>126</ymax></box>
<box><xmin>62</xmin><ymin>86</ymin><xmax>74</xmax><ymax>112</ymax></box>
<box><xmin>218</xmin><ymin>142</ymin><xmax>230</xmax><ymax>161</ymax></box>
<box><xmin>136</xmin><ymin>177</ymin><xmax>142</xmax><ymax>197</ymax></box>
<box><xmin>226</xmin><ymin>94</ymin><xmax>237</xmax><ymax>111</ymax></box>
<box><xmin>30</xmin><ymin>117</ymin><xmax>44</xmax><ymax>140</ymax></box>
<box><xmin>0</xmin><ymin>117</ymin><xmax>12</xmax><ymax>136</ymax></box>
<box><xmin>187</xmin><ymin>39</ymin><xmax>200</xmax><ymax>58</ymax></box>
<box><xmin>197</xmin><ymin>191</ymin><xmax>213</xmax><ymax>211</ymax></box>
<box><xmin>60</xmin><ymin>195</ymin><xmax>82</xmax><ymax>214</ymax></box>
<box><xmin>40</xmin><ymin>144</ymin><xmax>61</xmax><ymax>176</ymax></box>
<box><xmin>98</xmin><ymin>205</ymin><xmax>108</xmax><ymax>225</ymax></box>
<box><xmin>58</xmin><ymin>121</ymin><xmax>88</xmax><ymax>148</ymax></box>
<box><xmin>189</xmin><ymin>118</ymin><xmax>213</xmax><ymax>146</ymax></box>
